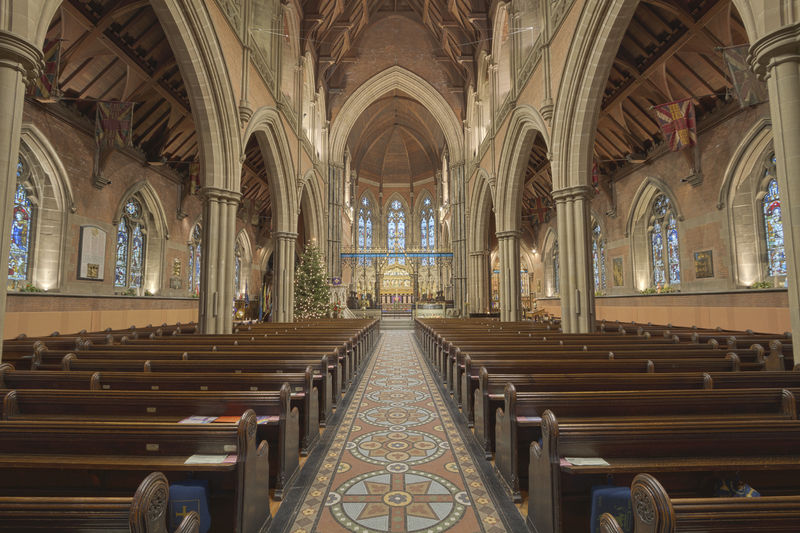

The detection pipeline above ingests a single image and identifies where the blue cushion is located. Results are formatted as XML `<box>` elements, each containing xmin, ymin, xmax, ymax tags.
<box><xmin>590</xmin><ymin>485</ymin><xmax>633</xmax><ymax>533</ymax></box>
<box><xmin>169</xmin><ymin>480</ymin><xmax>211</xmax><ymax>533</ymax></box>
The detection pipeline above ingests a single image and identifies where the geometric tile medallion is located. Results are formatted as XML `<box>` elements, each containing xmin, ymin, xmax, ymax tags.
<box><xmin>288</xmin><ymin>330</ymin><xmax>507</xmax><ymax>532</ymax></box>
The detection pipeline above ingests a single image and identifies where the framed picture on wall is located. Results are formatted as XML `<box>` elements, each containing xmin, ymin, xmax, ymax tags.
<box><xmin>695</xmin><ymin>250</ymin><xmax>714</xmax><ymax>279</ymax></box>
<box><xmin>78</xmin><ymin>225</ymin><xmax>107</xmax><ymax>281</ymax></box>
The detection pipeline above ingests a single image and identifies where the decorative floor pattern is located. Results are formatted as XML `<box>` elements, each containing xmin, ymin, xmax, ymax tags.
<box><xmin>288</xmin><ymin>330</ymin><xmax>507</xmax><ymax>532</ymax></box>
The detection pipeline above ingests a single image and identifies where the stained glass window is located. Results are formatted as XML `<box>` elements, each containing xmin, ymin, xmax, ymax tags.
<box><xmin>188</xmin><ymin>223</ymin><xmax>202</xmax><ymax>294</ymax></box>
<box><xmin>387</xmin><ymin>199</ymin><xmax>406</xmax><ymax>265</ymax></box>
<box><xmin>115</xmin><ymin>198</ymin><xmax>146</xmax><ymax>289</ymax></box>
<box><xmin>9</xmin><ymin>160</ymin><xmax>33</xmax><ymax>285</ymax></box>
<box><xmin>592</xmin><ymin>221</ymin><xmax>606</xmax><ymax>291</ymax></box>
<box><xmin>763</xmin><ymin>177</ymin><xmax>786</xmax><ymax>276</ymax></box>
<box><xmin>420</xmin><ymin>196</ymin><xmax>434</xmax><ymax>265</ymax></box>
<box><xmin>649</xmin><ymin>193</ymin><xmax>679</xmax><ymax>286</ymax></box>
<box><xmin>553</xmin><ymin>240</ymin><xmax>560</xmax><ymax>295</ymax></box>
<box><xmin>357</xmin><ymin>195</ymin><xmax>373</xmax><ymax>265</ymax></box>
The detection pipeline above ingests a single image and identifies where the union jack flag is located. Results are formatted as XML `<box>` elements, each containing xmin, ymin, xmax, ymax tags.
<box><xmin>28</xmin><ymin>39</ymin><xmax>61</xmax><ymax>100</ymax></box>
<box><xmin>653</xmin><ymin>98</ymin><xmax>697</xmax><ymax>152</ymax></box>
<box><xmin>95</xmin><ymin>101</ymin><xmax>134</xmax><ymax>149</ymax></box>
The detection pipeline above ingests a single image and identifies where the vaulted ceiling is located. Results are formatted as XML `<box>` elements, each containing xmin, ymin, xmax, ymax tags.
<box><xmin>301</xmin><ymin>0</ymin><xmax>489</xmax><ymax>98</ymax></box>
<box><xmin>348</xmin><ymin>91</ymin><xmax>445</xmax><ymax>185</ymax></box>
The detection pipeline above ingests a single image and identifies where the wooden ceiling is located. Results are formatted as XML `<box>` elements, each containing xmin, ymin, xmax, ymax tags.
<box><xmin>596</xmin><ymin>0</ymin><xmax>748</xmax><ymax>174</ymax></box>
<box><xmin>48</xmin><ymin>0</ymin><xmax>196</xmax><ymax>165</ymax></box>
<box><xmin>301</xmin><ymin>0</ymin><xmax>489</xmax><ymax>90</ymax></box>
<box><xmin>520</xmin><ymin>0</ymin><xmax>748</xmax><ymax>232</ymax></box>
<box><xmin>348</xmin><ymin>91</ymin><xmax>445</xmax><ymax>184</ymax></box>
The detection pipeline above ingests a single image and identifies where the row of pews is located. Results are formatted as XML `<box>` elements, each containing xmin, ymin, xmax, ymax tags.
<box><xmin>415</xmin><ymin>317</ymin><xmax>799</xmax><ymax>533</ymax></box>
<box><xmin>0</xmin><ymin>319</ymin><xmax>379</xmax><ymax>533</ymax></box>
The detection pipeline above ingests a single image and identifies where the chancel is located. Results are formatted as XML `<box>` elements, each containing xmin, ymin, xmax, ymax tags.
<box><xmin>0</xmin><ymin>1</ymin><xmax>800</xmax><ymax>532</ymax></box>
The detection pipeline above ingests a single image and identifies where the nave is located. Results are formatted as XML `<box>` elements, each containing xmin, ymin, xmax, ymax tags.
<box><xmin>280</xmin><ymin>329</ymin><xmax>522</xmax><ymax>533</ymax></box>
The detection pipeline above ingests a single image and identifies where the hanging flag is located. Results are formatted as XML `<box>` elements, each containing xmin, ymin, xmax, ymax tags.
<box><xmin>592</xmin><ymin>160</ymin><xmax>600</xmax><ymax>194</ymax></box>
<box><xmin>722</xmin><ymin>44</ymin><xmax>768</xmax><ymax>107</ymax></box>
<box><xmin>28</xmin><ymin>39</ymin><xmax>61</xmax><ymax>101</ymax></box>
<box><xmin>96</xmin><ymin>101</ymin><xmax>134</xmax><ymax>149</ymax></box>
<box><xmin>189</xmin><ymin>160</ymin><xmax>200</xmax><ymax>195</ymax></box>
<box><xmin>652</xmin><ymin>98</ymin><xmax>697</xmax><ymax>152</ymax></box>
<box><xmin>533</xmin><ymin>196</ymin><xmax>549</xmax><ymax>224</ymax></box>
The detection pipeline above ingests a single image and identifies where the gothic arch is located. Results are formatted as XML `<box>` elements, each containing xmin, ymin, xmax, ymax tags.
<box><xmin>491</xmin><ymin>2</ymin><xmax>513</xmax><ymax>109</ymax></box>
<box><xmin>299</xmin><ymin>169</ymin><xmax>325</xmax><ymax>248</ymax></box>
<box><xmin>242</xmin><ymin>106</ymin><xmax>298</xmax><ymax>234</ymax></box>
<box><xmin>113</xmin><ymin>180</ymin><xmax>170</xmax><ymax>293</ymax></box>
<box><xmin>234</xmin><ymin>228</ymin><xmax>253</xmax><ymax>296</ymax></box>
<box><xmin>468</xmin><ymin>168</ymin><xmax>495</xmax><ymax>253</ymax></box>
<box><xmin>18</xmin><ymin>123</ymin><xmax>74</xmax><ymax>290</ymax></box>
<box><xmin>495</xmin><ymin>105</ymin><xmax>550</xmax><ymax>232</ymax></box>
<box><xmin>624</xmin><ymin>176</ymin><xmax>685</xmax><ymax>239</ymax></box>
<box><xmin>542</xmin><ymin>227</ymin><xmax>558</xmax><ymax>297</ymax></box>
<box><xmin>329</xmin><ymin>66</ymin><xmax>464</xmax><ymax>165</ymax></box>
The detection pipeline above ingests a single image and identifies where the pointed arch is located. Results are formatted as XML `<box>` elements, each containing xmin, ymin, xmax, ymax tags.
<box><xmin>234</xmin><ymin>229</ymin><xmax>253</xmax><ymax>297</ymax></box>
<box><xmin>468</xmin><ymin>167</ymin><xmax>495</xmax><ymax>253</ymax></box>
<box><xmin>329</xmin><ymin>66</ymin><xmax>464</xmax><ymax>165</ymax></box>
<box><xmin>491</xmin><ymin>2</ymin><xmax>513</xmax><ymax>109</ymax></box>
<box><xmin>299</xmin><ymin>168</ymin><xmax>325</xmax><ymax>248</ymax></box>
<box><xmin>542</xmin><ymin>227</ymin><xmax>558</xmax><ymax>297</ymax></box>
<box><xmin>17</xmin><ymin>123</ymin><xmax>74</xmax><ymax>290</ymax></box>
<box><xmin>495</xmin><ymin>105</ymin><xmax>550</xmax><ymax>232</ymax></box>
<box><xmin>624</xmin><ymin>176</ymin><xmax>685</xmax><ymax>239</ymax></box>
<box><xmin>113</xmin><ymin>181</ymin><xmax>170</xmax><ymax>240</ymax></box>
<box><xmin>242</xmin><ymin>106</ymin><xmax>298</xmax><ymax>233</ymax></box>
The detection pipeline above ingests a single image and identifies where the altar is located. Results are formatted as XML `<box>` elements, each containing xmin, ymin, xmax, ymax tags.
<box><xmin>380</xmin><ymin>265</ymin><xmax>413</xmax><ymax>306</ymax></box>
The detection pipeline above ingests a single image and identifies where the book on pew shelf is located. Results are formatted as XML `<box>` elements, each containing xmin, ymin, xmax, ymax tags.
<box><xmin>564</xmin><ymin>457</ymin><xmax>610</xmax><ymax>466</ymax></box>
<box><xmin>179</xmin><ymin>416</ymin><xmax>218</xmax><ymax>424</ymax></box>
<box><xmin>184</xmin><ymin>454</ymin><xmax>237</xmax><ymax>465</ymax></box>
<box><xmin>256</xmin><ymin>415</ymin><xmax>280</xmax><ymax>424</ymax></box>
<box><xmin>590</xmin><ymin>485</ymin><xmax>633</xmax><ymax>533</ymax></box>
<box><xmin>211</xmin><ymin>416</ymin><xmax>241</xmax><ymax>423</ymax></box>
<box><xmin>170</xmin><ymin>480</ymin><xmax>211</xmax><ymax>533</ymax></box>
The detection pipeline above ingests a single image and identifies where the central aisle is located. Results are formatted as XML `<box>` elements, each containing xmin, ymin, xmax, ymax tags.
<box><xmin>288</xmin><ymin>330</ymin><xmax>507</xmax><ymax>532</ymax></box>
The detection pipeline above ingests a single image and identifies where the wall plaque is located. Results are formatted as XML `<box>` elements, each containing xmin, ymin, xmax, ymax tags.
<box><xmin>694</xmin><ymin>250</ymin><xmax>714</xmax><ymax>279</ymax></box>
<box><xmin>612</xmin><ymin>257</ymin><xmax>624</xmax><ymax>286</ymax></box>
<box><xmin>78</xmin><ymin>225</ymin><xmax>107</xmax><ymax>281</ymax></box>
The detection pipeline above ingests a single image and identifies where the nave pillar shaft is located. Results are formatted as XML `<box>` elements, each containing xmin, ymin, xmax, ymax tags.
<box><xmin>497</xmin><ymin>231</ymin><xmax>521</xmax><ymax>322</ymax></box>
<box><xmin>199</xmin><ymin>188</ymin><xmax>240</xmax><ymax>334</ymax></box>
<box><xmin>0</xmin><ymin>29</ymin><xmax>44</xmax><ymax>357</ymax></box>
<box><xmin>468</xmin><ymin>250</ymin><xmax>490</xmax><ymax>313</ymax></box>
<box><xmin>327</xmin><ymin>164</ymin><xmax>342</xmax><ymax>280</ymax></box>
<box><xmin>752</xmin><ymin>24</ymin><xmax>800</xmax><ymax>364</ymax></box>
<box><xmin>451</xmin><ymin>163</ymin><xmax>468</xmax><ymax>316</ymax></box>
<box><xmin>273</xmin><ymin>231</ymin><xmax>297</xmax><ymax>322</ymax></box>
<box><xmin>553</xmin><ymin>186</ymin><xmax>595</xmax><ymax>333</ymax></box>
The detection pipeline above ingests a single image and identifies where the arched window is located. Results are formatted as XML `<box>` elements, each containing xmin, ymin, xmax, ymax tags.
<box><xmin>188</xmin><ymin>223</ymin><xmax>202</xmax><ymax>295</ymax></box>
<box><xmin>387</xmin><ymin>199</ymin><xmax>406</xmax><ymax>265</ymax></box>
<box><xmin>8</xmin><ymin>160</ymin><xmax>33</xmax><ymax>287</ymax></box>
<box><xmin>592</xmin><ymin>221</ymin><xmax>606</xmax><ymax>292</ymax></box>
<box><xmin>357</xmin><ymin>195</ymin><xmax>373</xmax><ymax>265</ymax></box>
<box><xmin>553</xmin><ymin>239</ymin><xmax>560</xmax><ymax>295</ymax></box>
<box><xmin>649</xmin><ymin>194</ymin><xmax>680</xmax><ymax>286</ymax></box>
<box><xmin>115</xmin><ymin>198</ymin><xmax>146</xmax><ymax>289</ymax></box>
<box><xmin>420</xmin><ymin>196</ymin><xmax>435</xmax><ymax>265</ymax></box>
<box><xmin>762</xmin><ymin>174</ymin><xmax>786</xmax><ymax>277</ymax></box>
<box><xmin>234</xmin><ymin>240</ymin><xmax>242</xmax><ymax>298</ymax></box>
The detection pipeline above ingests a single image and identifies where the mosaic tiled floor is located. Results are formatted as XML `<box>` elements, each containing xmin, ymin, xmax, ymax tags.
<box><xmin>289</xmin><ymin>330</ymin><xmax>507</xmax><ymax>532</ymax></box>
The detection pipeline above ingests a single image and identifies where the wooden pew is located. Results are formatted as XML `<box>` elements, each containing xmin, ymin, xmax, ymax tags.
<box><xmin>494</xmin><ymin>387</ymin><xmax>796</xmax><ymax>501</ymax></box>
<box><xmin>0</xmin><ymin>411</ymin><xmax>269</xmax><ymax>533</ymax></box>
<box><xmin>0</xmin><ymin>471</ymin><xmax>199</xmax><ymax>532</ymax></box>
<box><xmin>599</xmin><ymin>473</ymin><xmax>800</xmax><ymax>533</ymax></box>
<box><xmin>2</xmin><ymin>386</ymin><xmax>300</xmax><ymax>499</ymax></box>
<box><xmin>528</xmin><ymin>412</ymin><xmax>800</xmax><ymax>533</ymax></box>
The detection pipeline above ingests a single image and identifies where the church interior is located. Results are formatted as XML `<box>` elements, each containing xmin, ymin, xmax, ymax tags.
<box><xmin>1</xmin><ymin>0</ymin><xmax>800</xmax><ymax>531</ymax></box>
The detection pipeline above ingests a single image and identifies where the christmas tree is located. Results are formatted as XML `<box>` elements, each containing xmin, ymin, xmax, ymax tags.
<box><xmin>294</xmin><ymin>243</ymin><xmax>331</xmax><ymax>320</ymax></box>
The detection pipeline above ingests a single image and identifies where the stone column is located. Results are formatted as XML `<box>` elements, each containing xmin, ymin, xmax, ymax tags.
<box><xmin>752</xmin><ymin>24</ymin><xmax>800</xmax><ymax>364</ymax></box>
<box><xmin>450</xmin><ymin>163</ymin><xmax>468</xmax><ymax>316</ymax></box>
<box><xmin>273</xmin><ymin>231</ymin><xmax>297</xmax><ymax>322</ymax></box>
<box><xmin>199</xmin><ymin>188</ymin><xmax>240</xmax><ymax>334</ymax></box>
<box><xmin>327</xmin><ymin>164</ymin><xmax>342</xmax><ymax>279</ymax></box>
<box><xmin>497</xmin><ymin>230</ymin><xmax>521</xmax><ymax>322</ymax></box>
<box><xmin>552</xmin><ymin>185</ymin><xmax>594</xmax><ymax>333</ymax></box>
<box><xmin>468</xmin><ymin>250</ymin><xmax>490</xmax><ymax>314</ymax></box>
<box><xmin>0</xmin><ymin>31</ymin><xmax>43</xmax><ymax>358</ymax></box>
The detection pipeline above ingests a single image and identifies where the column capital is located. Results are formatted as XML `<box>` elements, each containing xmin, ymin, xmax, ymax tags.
<box><xmin>201</xmin><ymin>186</ymin><xmax>241</xmax><ymax>203</ymax></box>
<box><xmin>551</xmin><ymin>184</ymin><xmax>593</xmax><ymax>203</ymax></box>
<box><xmin>750</xmin><ymin>22</ymin><xmax>800</xmax><ymax>80</ymax></box>
<box><xmin>468</xmin><ymin>250</ymin><xmax>489</xmax><ymax>257</ymax></box>
<box><xmin>496</xmin><ymin>229</ymin><xmax>520</xmax><ymax>240</ymax></box>
<box><xmin>275</xmin><ymin>231</ymin><xmax>298</xmax><ymax>241</ymax></box>
<box><xmin>0</xmin><ymin>30</ymin><xmax>43</xmax><ymax>82</ymax></box>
